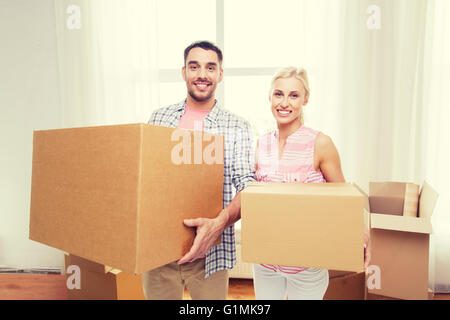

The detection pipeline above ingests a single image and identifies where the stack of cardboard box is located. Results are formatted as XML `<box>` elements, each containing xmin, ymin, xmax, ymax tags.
<box><xmin>240</xmin><ymin>181</ymin><xmax>439</xmax><ymax>300</ymax></box>
<box><xmin>324</xmin><ymin>270</ymin><xmax>366</xmax><ymax>300</ymax></box>
<box><xmin>29</xmin><ymin>124</ymin><xmax>224</xmax><ymax>299</ymax></box>
<box><xmin>64</xmin><ymin>254</ymin><xmax>145</xmax><ymax>300</ymax></box>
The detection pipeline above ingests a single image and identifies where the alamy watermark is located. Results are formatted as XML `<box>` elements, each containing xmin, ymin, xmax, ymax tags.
<box><xmin>66</xmin><ymin>264</ymin><xmax>81</xmax><ymax>289</ymax></box>
<box><xmin>367</xmin><ymin>5</ymin><xmax>381</xmax><ymax>30</ymax></box>
<box><xmin>366</xmin><ymin>264</ymin><xmax>381</xmax><ymax>290</ymax></box>
<box><xmin>66</xmin><ymin>5</ymin><xmax>81</xmax><ymax>30</ymax></box>
<box><xmin>65</xmin><ymin>4</ymin><xmax>381</xmax><ymax>33</ymax></box>
<box><xmin>170</xmin><ymin>122</ymin><xmax>224</xmax><ymax>165</ymax></box>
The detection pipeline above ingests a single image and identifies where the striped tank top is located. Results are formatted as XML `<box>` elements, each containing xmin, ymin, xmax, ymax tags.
<box><xmin>255</xmin><ymin>126</ymin><xmax>326</xmax><ymax>274</ymax></box>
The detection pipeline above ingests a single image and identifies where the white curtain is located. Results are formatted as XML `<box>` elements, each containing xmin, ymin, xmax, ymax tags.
<box><xmin>334</xmin><ymin>0</ymin><xmax>450</xmax><ymax>292</ymax></box>
<box><xmin>421</xmin><ymin>0</ymin><xmax>450</xmax><ymax>293</ymax></box>
<box><xmin>53</xmin><ymin>0</ymin><xmax>159</xmax><ymax>128</ymax></box>
<box><xmin>295</xmin><ymin>0</ymin><xmax>449</xmax><ymax>292</ymax></box>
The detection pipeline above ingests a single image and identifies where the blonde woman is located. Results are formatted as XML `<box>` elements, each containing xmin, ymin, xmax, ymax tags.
<box><xmin>253</xmin><ymin>67</ymin><xmax>370</xmax><ymax>300</ymax></box>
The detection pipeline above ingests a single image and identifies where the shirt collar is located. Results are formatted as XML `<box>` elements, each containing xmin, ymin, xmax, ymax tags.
<box><xmin>274</xmin><ymin>125</ymin><xmax>304</xmax><ymax>139</ymax></box>
<box><xmin>178</xmin><ymin>98</ymin><xmax>221</xmax><ymax>124</ymax></box>
<box><xmin>205</xmin><ymin>100</ymin><xmax>221</xmax><ymax>124</ymax></box>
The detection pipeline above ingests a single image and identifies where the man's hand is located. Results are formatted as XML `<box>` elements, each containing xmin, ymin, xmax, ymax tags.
<box><xmin>177</xmin><ymin>212</ymin><xmax>228</xmax><ymax>264</ymax></box>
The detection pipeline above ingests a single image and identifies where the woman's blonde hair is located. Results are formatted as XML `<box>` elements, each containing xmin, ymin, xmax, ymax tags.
<box><xmin>270</xmin><ymin>66</ymin><xmax>310</xmax><ymax>100</ymax></box>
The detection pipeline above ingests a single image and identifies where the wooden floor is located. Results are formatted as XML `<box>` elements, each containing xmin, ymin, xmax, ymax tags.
<box><xmin>183</xmin><ymin>279</ymin><xmax>255</xmax><ymax>300</ymax></box>
<box><xmin>0</xmin><ymin>274</ymin><xmax>255</xmax><ymax>300</ymax></box>
<box><xmin>0</xmin><ymin>274</ymin><xmax>449</xmax><ymax>300</ymax></box>
<box><xmin>0</xmin><ymin>274</ymin><xmax>68</xmax><ymax>300</ymax></box>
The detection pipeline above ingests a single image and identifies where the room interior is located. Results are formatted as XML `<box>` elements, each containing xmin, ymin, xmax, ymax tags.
<box><xmin>1</xmin><ymin>0</ymin><xmax>449</xmax><ymax>300</ymax></box>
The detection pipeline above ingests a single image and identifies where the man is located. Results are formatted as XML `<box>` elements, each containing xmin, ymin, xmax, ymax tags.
<box><xmin>142</xmin><ymin>41</ymin><xmax>255</xmax><ymax>300</ymax></box>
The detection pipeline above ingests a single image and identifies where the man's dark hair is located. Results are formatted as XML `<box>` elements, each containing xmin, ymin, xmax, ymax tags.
<box><xmin>184</xmin><ymin>41</ymin><xmax>223</xmax><ymax>66</ymax></box>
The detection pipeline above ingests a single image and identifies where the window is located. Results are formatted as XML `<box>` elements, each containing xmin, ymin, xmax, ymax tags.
<box><xmin>156</xmin><ymin>0</ymin><xmax>216</xmax><ymax>69</ymax></box>
<box><xmin>157</xmin><ymin>0</ymin><xmax>342</xmax><ymax>138</ymax></box>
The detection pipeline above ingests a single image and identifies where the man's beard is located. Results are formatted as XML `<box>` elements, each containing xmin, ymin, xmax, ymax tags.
<box><xmin>187</xmin><ymin>87</ymin><xmax>214</xmax><ymax>102</ymax></box>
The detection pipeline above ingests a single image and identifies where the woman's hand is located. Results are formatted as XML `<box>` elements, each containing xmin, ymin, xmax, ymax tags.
<box><xmin>364</xmin><ymin>228</ymin><xmax>372</xmax><ymax>270</ymax></box>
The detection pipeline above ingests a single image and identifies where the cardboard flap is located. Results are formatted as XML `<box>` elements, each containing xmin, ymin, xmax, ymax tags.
<box><xmin>370</xmin><ymin>213</ymin><xmax>432</xmax><ymax>234</ymax></box>
<box><xmin>418</xmin><ymin>181</ymin><xmax>439</xmax><ymax>219</ymax></box>
<box><xmin>104</xmin><ymin>266</ymin><xmax>122</xmax><ymax>275</ymax></box>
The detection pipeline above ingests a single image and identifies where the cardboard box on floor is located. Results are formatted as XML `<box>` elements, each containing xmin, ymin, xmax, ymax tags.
<box><xmin>366</xmin><ymin>290</ymin><xmax>435</xmax><ymax>300</ymax></box>
<box><xmin>65</xmin><ymin>254</ymin><xmax>145</xmax><ymax>300</ymax></box>
<box><xmin>241</xmin><ymin>182</ymin><xmax>367</xmax><ymax>273</ymax></box>
<box><xmin>324</xmin><ymin>270</ymin><xmax>366</xmax><ymax>300</ymax></box>
<box><xmin>368</xmin><ymin>181</ymin><xmax>439</xmax><ymax>300</ymax></box>
<box><xmin>30</xmin><ymin>124</ymin><xmax>224</xmax><ymax>274</ymax></box>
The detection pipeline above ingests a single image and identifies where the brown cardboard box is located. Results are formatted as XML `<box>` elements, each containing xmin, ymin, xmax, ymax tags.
<box><xmin>65</xmin><ymin>254</ymin><xmax>145</xmax><ymax>300</ymax></box>
<box><xmin>366</xmin><ymin>293</ymin><xmax>401</xmax><ymax>300</ymax></box>
<box><xmin>368</xmin><ymin>181</ymin><xmax>439</xmax><ymax>300</ymax></box>
<box><xmin>366</xmin><ymin>289</ymin><xmax>435</xmax><ymax>300</ymax></box>
<box><xmin>324</xmin><ymin>271</ymin><xmax>366</xmax><ymax>300</ymax></box>
<box><xmin>30</xmin><ymin>124</ymin><xmax>224</xmax><ymax>274</ymax></box>
<box><xmin>241</xmin><ymin>182</ymin><xmax>366</xmax><ymax>272</ymax></box>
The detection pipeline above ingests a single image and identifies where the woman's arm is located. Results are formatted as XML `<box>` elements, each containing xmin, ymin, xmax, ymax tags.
<box><xmin>314</xmin><ymin>132</ymin><xmax>345</xmax><ymax>182</ymax></box>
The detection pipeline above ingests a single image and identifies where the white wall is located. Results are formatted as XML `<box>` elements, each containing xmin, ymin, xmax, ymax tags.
<box><xmin>0</xmin><ymin>0</ymin><xmax>65</xmax><ymax>270</ymax></box>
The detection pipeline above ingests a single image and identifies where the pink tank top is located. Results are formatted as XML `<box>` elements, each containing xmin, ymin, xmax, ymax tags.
<box><xmin>255</xmin><ymin>126</ymin><xmax>326</xmax><ymax>274</ymax></box>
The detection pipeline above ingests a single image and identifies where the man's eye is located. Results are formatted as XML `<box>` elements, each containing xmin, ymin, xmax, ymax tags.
<box><xmin>190</xmin><ymin>65</ymin><xmax>198</xmax><ymax>70</ymax></box>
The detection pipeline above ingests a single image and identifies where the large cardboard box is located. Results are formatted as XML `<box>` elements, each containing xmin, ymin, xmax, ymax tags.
<box><xmin>368</xmin><ymin>181</ymin><xmax>439</xmax><ymax>300</ymax></box>
<box><xmin>30</xmin><ymin>124</ymin><xmax>224</xmax><ymax>274</ymax></box>
<box><xmin>324</xmin><ymin>271</ymin><xmax>366</xmax><ymax>300</ymax></box>
<box><xmin>65</xmin><ymin>254</ymin><xmax>145</xmax><ymax>300</ymax></box>
<box><xmin>241</xmin><ymin>182</ymin><xmax>366</xmax><ymax>272</ymax></box>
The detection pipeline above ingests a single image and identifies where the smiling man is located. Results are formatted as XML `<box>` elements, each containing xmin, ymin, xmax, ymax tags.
<box><xmin>183</xmin><ymin>47</ymin><xmax>221</xmax><ymax>106</ymax></box>
<box><xmin>143</xmin><ymin>41</ymin><xmax>255</xmax><ymax>300</ymax></box>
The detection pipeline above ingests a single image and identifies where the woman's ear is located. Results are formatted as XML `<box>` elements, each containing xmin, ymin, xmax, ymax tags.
<box><xmin>303</xmin><ymin>94</ymin><xmax>309</xmax><ymax>106</ymax></box>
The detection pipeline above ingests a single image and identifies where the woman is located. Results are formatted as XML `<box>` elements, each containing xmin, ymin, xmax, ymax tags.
<box><xmin>253</xmin><ymin>66</ymin><xmax>370</xmax><ymax>300</ymax></box>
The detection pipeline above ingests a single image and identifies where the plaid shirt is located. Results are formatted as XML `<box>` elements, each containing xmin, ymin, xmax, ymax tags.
<box><xmin>148</xmin><ymin>99</ymin><xmax>256</xmax><ymax>277</ymax></box>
